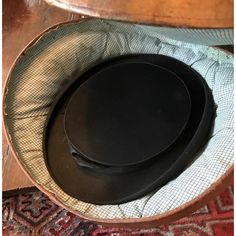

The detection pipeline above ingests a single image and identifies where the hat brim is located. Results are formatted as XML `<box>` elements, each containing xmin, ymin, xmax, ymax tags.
<box><xmin>43</xmin><ymin>54</ymin><xmax>215</xmax><ymax>205</ymax></box>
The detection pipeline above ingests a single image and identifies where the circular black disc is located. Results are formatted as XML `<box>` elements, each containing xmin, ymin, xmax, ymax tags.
<box><xmin>43</xmin><ymin>54</ymin><xmax>214</xmax><ymax>205</ymax></box>
<box><xmin>64</xmin><ymin>62</ymin><xmax>191</xmax><ymax>166</ymax></box>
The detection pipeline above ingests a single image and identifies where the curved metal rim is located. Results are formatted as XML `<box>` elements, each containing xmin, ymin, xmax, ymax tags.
<box><xmin>44</xmin><ymin>0</ymin><xmax>233</xmax><ymax>29</ymax></box>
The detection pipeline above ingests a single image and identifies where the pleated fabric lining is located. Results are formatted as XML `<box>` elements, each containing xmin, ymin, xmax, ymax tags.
<box><xmin>4</xmin><ymin>19</ymin><xmax>233</xmax><ymax>220</ymax></box>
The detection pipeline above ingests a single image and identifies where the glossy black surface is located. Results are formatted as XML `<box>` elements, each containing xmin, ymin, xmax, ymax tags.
<box><xmin>44</xmin><ymin>54</ymin><xmax>214</xmax><ymax>205</ymax></box>
<box><xmin>65</xmin><ymin>62</ymin><xmax>191</xmax><ymax>166</ymax></box>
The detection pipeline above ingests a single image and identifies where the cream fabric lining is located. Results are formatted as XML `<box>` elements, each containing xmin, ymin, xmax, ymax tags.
<box><xmin>5</xmin><ymin>19</ymin><xmax>233</xmax><ymax>220</ymax></box>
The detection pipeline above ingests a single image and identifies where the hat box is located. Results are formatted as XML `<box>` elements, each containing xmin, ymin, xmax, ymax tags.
<box><xmin>3</xmin><ymin>0</ymin><xmax>233</xmax><ymax>228</ymax></box>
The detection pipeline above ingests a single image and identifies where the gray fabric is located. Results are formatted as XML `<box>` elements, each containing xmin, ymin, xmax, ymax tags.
<box><xmin>136</xmin><ymin>26</ymin><xmax>233</xmax><ymax>45</ymax></box>
<box><xmin>4</xmin><ymin>19</ymin><xmax>233</xmax><ymax>220</ymax></box>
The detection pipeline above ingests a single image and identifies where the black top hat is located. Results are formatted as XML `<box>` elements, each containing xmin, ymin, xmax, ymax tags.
<box><xmin>43</xmin><ymin>54</ymin><xmax>215</xmax><ymax>205</ymax></box>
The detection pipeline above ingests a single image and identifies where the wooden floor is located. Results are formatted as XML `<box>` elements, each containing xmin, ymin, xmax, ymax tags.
<box><xmin>2</xmin><ymin>0</ymin><xmax>82</xmax><ymax>194</ymax></box>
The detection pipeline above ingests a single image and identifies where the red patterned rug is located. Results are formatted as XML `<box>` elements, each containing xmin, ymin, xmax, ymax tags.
<box><xmin>3</xmin><ymin>185</ymin><xmax>233</xmax><ymax>235</ymax></box>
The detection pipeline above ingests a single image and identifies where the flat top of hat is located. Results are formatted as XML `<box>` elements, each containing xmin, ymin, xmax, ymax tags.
<box><xmin>64</xmin><ymin>62</ymin><xmax>191</xmax><ymax>166</ymax></box>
